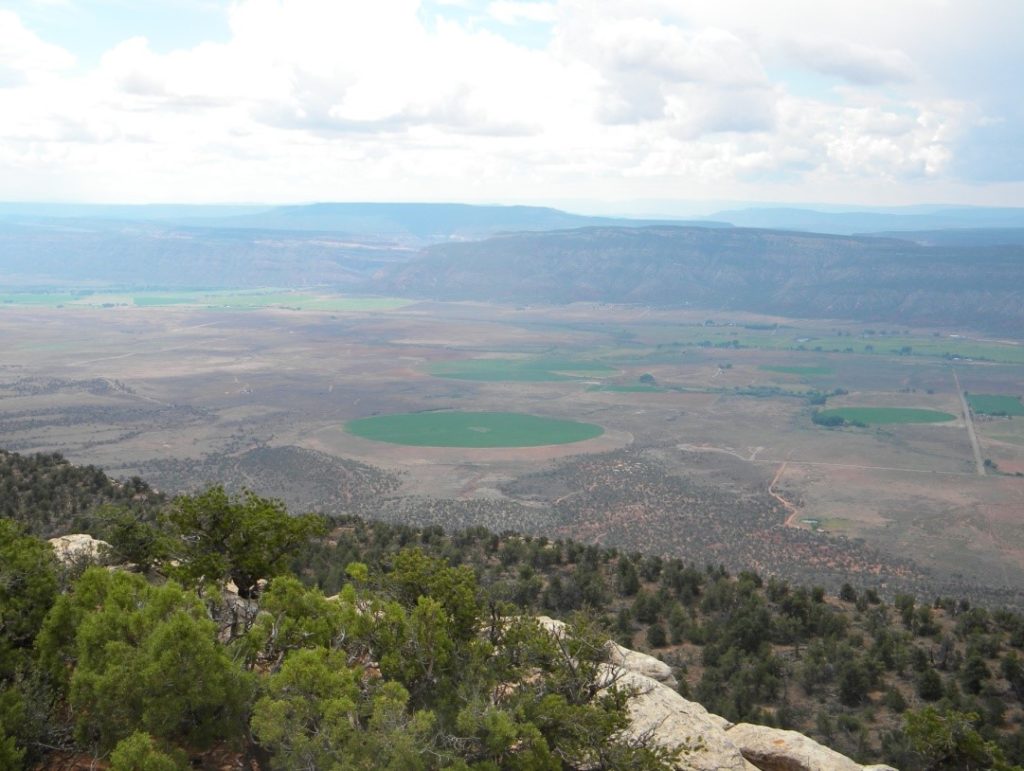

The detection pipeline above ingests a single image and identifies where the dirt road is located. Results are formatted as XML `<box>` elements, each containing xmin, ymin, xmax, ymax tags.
<box><xmin>954</xmin><ymin>370</ymin><xmax>986</xmax><ymax>476</ymax></box>
<box><xmin>769</xmin><ymin>460</ymin><xmax>803</xmax><ymax>527</ymax></box>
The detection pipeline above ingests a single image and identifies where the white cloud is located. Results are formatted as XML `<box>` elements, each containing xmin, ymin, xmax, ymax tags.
<box><xmin>0</xmin><ymin>1</ymin><xmax>1020</xmax><ymax>204</ymax></box>
<box><xmin>663</xmin><ymin>84</ymin><xmax>778</xmax><ymax>138</ymax></box>
<box><xmin>0</xmin><ymin>9</ymin><xmax>75</xmax><ymax>86</ymax></box>
<box><xmin>556</xmin><ymin>16</ymin><xmax>776</xmax><ymax>132</ymax></box>
<box><xmin>783</xmin><ymin>38</ymin><xmax>916</xmax><ymax>85</ymax></box>
<box><xmin>587</xmin><ymin>22</ymin><xmax>766</xmax><ymax>87</ymax></box>
<box><xmin>488</xmin><ymin>1</ymin><xmax>557</xmax><ymax>25</ymax></box>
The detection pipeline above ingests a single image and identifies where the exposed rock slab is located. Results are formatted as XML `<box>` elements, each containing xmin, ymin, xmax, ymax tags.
<box><xmin>726</xmin><ymin>723</ymin><xmax>865</xmax><ymax>771</ymax></box>
<box><xmin>602</xmin><ymin>667</ymin><xmax>749</xmax><ymax>771</ymax></box>
<box><xmin>706</xmin><ymin>712</ymin><xmax>734</xmax><ymax>731</ymax></box>
<box><xmin>531</xmin><ymin>617</ymin><xmax>886</xmax><ymax>771</ymax></box>
<box><xmin>605</xmin><ymin>641</ymin><xmax>678</xmax><ymax>688</ymax></box>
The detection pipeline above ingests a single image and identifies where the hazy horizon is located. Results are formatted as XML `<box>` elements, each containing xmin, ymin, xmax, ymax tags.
<box><xmin>2</xmin><ymin>198</ymin><xmax>1023</xmax><ymax>220</ymax></box>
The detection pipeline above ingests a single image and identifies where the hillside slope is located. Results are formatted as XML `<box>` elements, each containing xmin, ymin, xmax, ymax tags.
<box><xmin>0</xmin><ymin>204</ymin><xmax>718</xmax><ymax>288</ymax></box>
<box><xmin>705</xmin><ymin>206</ymin><xmax>1024</xmax><ymax>234</ymax></box>
<box><xmin>3</xmin><ymin>453</ymin><xmax>1024</xmax><ymax>769</ymax></box>
<box><xmin>0</xmin><ymin>222</ymin><xmax>405</xmax><ymax>287</ymax></box>
<box><xmin>386</xmin><ymin>226</ymin><xmax>1024</xmax><ymax>333</ymax></box>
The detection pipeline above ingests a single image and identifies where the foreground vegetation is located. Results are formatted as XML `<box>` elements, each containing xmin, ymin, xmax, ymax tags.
<box><xmin>1</xmin><ymin>488</ymin><xmax>674</xmax><ymax>770</ymax></box>
<box><xmin>3</xmin><ymin>450</ymin><xmax>1024</xmax><ymax>769</ymax></box>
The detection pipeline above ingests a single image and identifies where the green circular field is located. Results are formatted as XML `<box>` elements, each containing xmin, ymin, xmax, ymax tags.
<box><xmin>346</xmin><ymin>411</ymin><xmax>604</xmax><ymax>447</ymax></box>
<box><xmin>818</xmin><ymin>407</ymin><xmax>956</xmax><ymax>425</ymax></box>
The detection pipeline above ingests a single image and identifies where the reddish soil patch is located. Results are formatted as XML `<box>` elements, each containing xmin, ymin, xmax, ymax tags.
<box><xmin>995</xmin><ymin>459</ymin><xmax>1024</xmax><ymax>474</ymax></box>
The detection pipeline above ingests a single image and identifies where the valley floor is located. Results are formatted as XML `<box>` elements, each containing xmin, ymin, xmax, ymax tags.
<box><xmin>2</xmin><ymin>298</ymin><xmax>1022</xmax><ymax>605</ymax></box>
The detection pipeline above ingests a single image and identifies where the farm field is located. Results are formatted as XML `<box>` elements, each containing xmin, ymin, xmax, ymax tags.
<box><xmin>1</xmin><ymin>297</ymin><xmax>1022</xmax><ymax>606</ymax></box>
<box><xmin>968</xmin><ymin>393</ymin><xmax>1024</xmax><ymax>416</ymax></box>
<box><xmin>346</xmin><ymin>411</ymin><xmax>604</xmax><ymax>447</ymax></box>
<box><xmin>816</xmin><ymin>407</ymin><xmax>957</xmax><ymax>425</ymax></box>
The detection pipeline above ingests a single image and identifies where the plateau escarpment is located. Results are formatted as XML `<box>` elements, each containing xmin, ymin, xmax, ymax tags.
<box><xmin>3</xmin><ymin>210</ymin><xmax>1023</xmax><ymax>334</ymax></box>
<box><xmin>387</xmin><ymin>226</ymin><xmax>1024</xmax><ymax>334</ymax></box>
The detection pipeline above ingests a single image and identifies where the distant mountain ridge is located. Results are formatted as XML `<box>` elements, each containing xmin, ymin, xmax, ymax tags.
<box><xmin>0</xmin><ymin>201</ymin><xmax>725</xmax><ymax>243</ymax></box>
<box><xmin>385</xmin><ymin>225</ymin><xmax>1024</xmax><ymax>333</ymax></box>
<box><xmin>2</xmin><ymin>203</ymin><xmax>1024</xmax><ymax>334</ymax></box>
<box><xmin>0</xmin><ymin>202</ymin><xmax>723</xmax><ymax>289</ymax></box>
<box><xmin>6</xmin><ymin>200</ymin><xmax>1024</xmax><ymax>238</ymax></box>
<box><xmin>704</xmin><ymin>206</ymin><xmax>1024</xmax><ymax>235</ymax></box>
<box><xmin>190</xmin><ymin>202</ymin><xmax>723</xmax><ymax>240</ymax></box>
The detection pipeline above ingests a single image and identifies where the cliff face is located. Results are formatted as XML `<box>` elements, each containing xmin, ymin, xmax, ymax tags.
<box><xmin>538</xmin><ymin>616</ymin><xmax>898</xmax><ymax>771</ymax></box>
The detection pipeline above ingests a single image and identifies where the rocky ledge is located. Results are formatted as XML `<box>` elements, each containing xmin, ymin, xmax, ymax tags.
<box><xmin>538</xmin><ymin>616</ymin><xmax>898</xmax><ymax>771</ymax></box>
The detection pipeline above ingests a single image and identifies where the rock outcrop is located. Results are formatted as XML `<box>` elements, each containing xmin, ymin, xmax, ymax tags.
<box><xmin>725</xmin><ymin>723</ymin><xmax>866</xmax><ymax>771</ymax></box>
<box><xmin>605</xmin><ymin>641</ymin><xmax>679</xmax><ymax>688</ymax></box>
<box><xmin>535</xmin><ymin>617</ymin><xmax>899</xmax><ymax>771</ymax></box>
<box><xmin>535</xmin><ymin>615</ymin><xmax>568</xmax><ymax>635</ymax></box>
<box><xmin>602</xmin><ymin>667</ymin><xmax>751</xmax><ymax>771</ymax></box>
<box><xmin>48</xmin><ymin>533</ymin><xmax>111</xmax><ymax>564</ymax></box>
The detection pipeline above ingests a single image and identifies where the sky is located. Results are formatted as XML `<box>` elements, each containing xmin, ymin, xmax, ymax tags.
<box><xmin>2</xmin><ymin>0</ymin><xmax>1023</xmax><ymax>211</ymax></box>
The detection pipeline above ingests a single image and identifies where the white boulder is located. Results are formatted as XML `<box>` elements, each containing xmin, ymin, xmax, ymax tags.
<box><xmin>535</xmin><ymin>615</ymin><xmax>568</xmax><ymax>636</ymax></box>
<box><xmin>48</xmin><ymin>533</ymin><xmax>110</xmax><ymax>564</ymax></box>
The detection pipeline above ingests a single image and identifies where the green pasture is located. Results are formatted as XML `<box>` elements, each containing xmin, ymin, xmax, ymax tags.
<box><xmin>345</xmin><ymin>411</ymin><xmax>604</xmax><ymax>447</ymax></box>
<box><xmin>429</xmin><ymin>358</ymin><xmax>616</xmax><ymax>382</ymax></box>
<box><xmin>817</xmin><ymin>407</ymin><xmax>957</xmax><ymax>425</ymax></box>
<box><xmin>967</xmin><ymin>394</ymin><xmax>1024</xmax><ymax>416</ymax></box>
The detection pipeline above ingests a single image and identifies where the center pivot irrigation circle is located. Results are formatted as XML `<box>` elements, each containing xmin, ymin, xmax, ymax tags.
<box><xmin>345</xmin><ymin>411</ymin><xmax>604</xmax><ymax>448</ymax></box>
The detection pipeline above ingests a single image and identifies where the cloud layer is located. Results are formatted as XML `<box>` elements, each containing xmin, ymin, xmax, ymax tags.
<box><xmin>0</xmin><ymin>0</ymin><xmax>1021</xmax><ymax>205</ymax></box>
